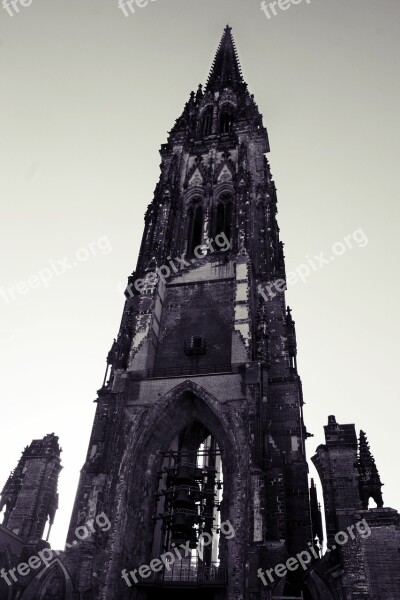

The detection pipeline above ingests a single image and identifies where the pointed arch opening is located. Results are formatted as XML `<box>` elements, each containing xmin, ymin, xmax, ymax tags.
<box><xmin>200</xmin><ymin>106</ymin><xmax>213</xmax><ymax>137</ymax></box>
<box><xmin>38</xmin><ymin>574</ymin><xmax>66</xmax><ymax>600</ymax></box>
<box><xmin>187</xmin><ymin>199</ymin><xmax>204</xmax><ymax>256</ymax></box>
<box><xmin>219</xmin><ymin>104</ymin><xmax>235</xmax><ymax>135</ymax></box>
<box><xmin>214</xmin><ymin>194</ymin><xmax>233</xmax><ymax>246</ymax></box>
<box><xmin>35</xmin><ymin>564</ymin><xmax>67</xmax><ymax>600</ymax></box>
<box><xmin>121</xmin><ymin>382</ymin><xmax>245</xmax><ymax>596</ymax></box>
<box><xmin>18</xmin><ymin>560</ymin><xmax>74</xmax><ymax>600</ymax></box>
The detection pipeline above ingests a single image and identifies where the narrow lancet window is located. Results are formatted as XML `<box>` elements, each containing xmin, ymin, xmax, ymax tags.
<box><xmin>215</xmin><ymin>196</ymin><xmax>233</xmax><ymax>244</ymax></box>
<box><xmin>200</xmin><ymin>107</ymin><xmax>213</xmax><ymax>137</ymax></box>
<box><xmin>187</xmin><ymin>201</ymin><xmax>204</xmax><ymax>255</ymax></box>
<box><xmin>220</xmin><ymin>104</ymin><xmax>235</xmax><ymax>135</ymax></box>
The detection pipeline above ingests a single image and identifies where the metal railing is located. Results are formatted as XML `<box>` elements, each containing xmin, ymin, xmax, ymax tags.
<box><xmin>135</xmin><ymin>559</ymin><xmax>226</xmax><ymax>586</ymax></box>
<box><xmin>147</xmin><ymin>363</ymin><xmax>232</xmax><ymax>378</ymax></box>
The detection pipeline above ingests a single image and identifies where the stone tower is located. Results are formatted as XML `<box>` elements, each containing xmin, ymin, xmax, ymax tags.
<box><xmin>0</xmin><ymin>433</ymin><xmax>61</xmax><ymax>544</ymax></box>
<box><xmin>311</xmin><ymin>417</ymin><xmax>400</xmax><ymax>600</ymax></box>
<box><xmin>311</xmin><ymin>416</ymin><xmax>362</xmax><ymax>545</ymax></box>
<box><xmin>66</xmin><ymin>26</ymin><xmax>319</xmax><ymax>600</ymax></box>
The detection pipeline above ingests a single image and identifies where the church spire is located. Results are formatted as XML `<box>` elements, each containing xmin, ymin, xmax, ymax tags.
<box><xmin>206</xmin><ymin>26</ymin><xmax>245</xmax><ymax>92</ymax></box>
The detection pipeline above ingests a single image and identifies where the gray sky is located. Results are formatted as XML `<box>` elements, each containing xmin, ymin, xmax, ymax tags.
<box><xmin>1</xmin><ymin>0</ymin><xmax>399</xmax><ymax>549</ymax></box>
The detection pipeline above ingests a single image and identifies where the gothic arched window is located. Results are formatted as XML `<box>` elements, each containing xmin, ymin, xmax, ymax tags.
<box><xmin>215</xmin><ymin>195</ymin><xmax>233</xmax><ymax>243</ymax></box>
<box><xmin>38</xmin><ymin>569</ymin><xmax>66</xmax><ymax>600</ymax></box>
<box><xmin>187</xmin><ymin>200</ymin><xmax>204</xmax><ymax>255</ymax></box>
<box><xmin>219</xmin><ymin>104</ymin><xmax>235</xmax><ymax>135</ymax></box>
<box><xmin>200</xmin><ymin>107</ymin><xmax>213</xmax><ymax>137</ymax></box>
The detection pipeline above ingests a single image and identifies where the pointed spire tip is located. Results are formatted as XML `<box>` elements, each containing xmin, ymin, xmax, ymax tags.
<box><xmin>206</xmin><ymin>26</ymin><xmax>244</xmax><ymax>92</ymax></box>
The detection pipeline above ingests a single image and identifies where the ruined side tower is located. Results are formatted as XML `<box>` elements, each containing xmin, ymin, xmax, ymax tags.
<box><xmin>311</xmin><ymin>415</ymin><xmax>362</xmax><ymax>545</ymax></box>
<box><xmin>311</xmin><ymin>417</ymin><xmax>400</xmax><ymax>600</ymax></box>
<box><xmin>0</xmin><ymin>433</ymin><xmax>61</xmax><ymax>544</ymax></box>
<box><xmin>67</xmin><ymin>27</ymin><xmax>318</xmax><ymax>600</ymax></box>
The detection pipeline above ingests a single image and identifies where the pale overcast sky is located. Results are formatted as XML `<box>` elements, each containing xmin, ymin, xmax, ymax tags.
<box><xmin>0</xmin><ymin>0</ymin><xmax>399</xmax><ymax>549</ymax></box>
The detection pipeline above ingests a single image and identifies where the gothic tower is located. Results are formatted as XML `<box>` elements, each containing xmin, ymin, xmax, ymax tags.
<box><xmin>66</xmin><ymin>27</ymin><xmax>318</xmax><ymax>600</ymax></box>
